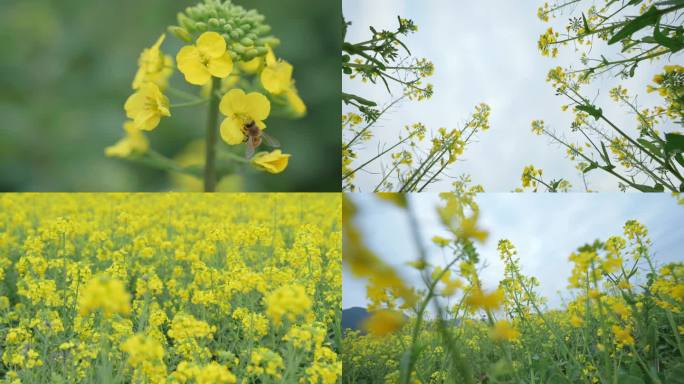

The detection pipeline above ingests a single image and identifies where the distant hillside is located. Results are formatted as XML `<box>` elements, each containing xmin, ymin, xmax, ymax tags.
<box><xmin>342</xmin><ymin>307</ymin><xmax>369</xmax><ymax>332</ymax></box>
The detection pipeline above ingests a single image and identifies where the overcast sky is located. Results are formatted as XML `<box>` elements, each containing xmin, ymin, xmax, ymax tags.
<box><xmin>343</xmin><ymin>193</ymin><xmax>684</xmax><ymax>310</ymax></box>
<box><xmin>343</xmin><ymin>0</ymin><xmax>669</xmax><ymax>192</ymax></box>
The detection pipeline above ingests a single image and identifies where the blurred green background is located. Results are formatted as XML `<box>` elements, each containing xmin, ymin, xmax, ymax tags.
<box><xmin>0</xmin><ymin>0</ymin><xmax>340</xmax><ymax>191</ymax></box>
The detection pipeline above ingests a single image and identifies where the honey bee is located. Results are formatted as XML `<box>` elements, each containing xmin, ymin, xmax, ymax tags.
<box><xmin>243</xmin><ymin>121</ymin><xmax>280</xmax><ymax>159</ymax></box>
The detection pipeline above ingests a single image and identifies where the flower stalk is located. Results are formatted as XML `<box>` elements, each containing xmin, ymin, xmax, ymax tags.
<box><xmin>204</xmin><ymin>77</ymin><xmax>221</xmax><ymax>192</ymax></box>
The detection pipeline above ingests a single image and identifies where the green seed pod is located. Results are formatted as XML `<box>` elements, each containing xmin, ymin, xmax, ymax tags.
<box><xmin>168</xmin><ymin>26</ymin><xmax>193</xmax><ymax>42</ymax></box>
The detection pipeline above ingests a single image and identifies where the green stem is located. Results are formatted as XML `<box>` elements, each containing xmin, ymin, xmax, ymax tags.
<box><xmin>170</xmin><ymin>99</ymin><xmax>208</xmax><ymax>108</ymax></box>
<box><xmin>204</xmin><ymin>77</ymin><xmax>221</xmax><ymax>192</ymax></box>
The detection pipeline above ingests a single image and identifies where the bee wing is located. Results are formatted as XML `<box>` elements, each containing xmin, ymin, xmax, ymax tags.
<box><xmin>245</xmin><ymin>136</ymin><xmax>257</xmax><ymax>159</ymax></box>
<box><xmin>261</xmin><ymin>132</ymin><xmax>281</xmax><ymax>148</ymax></box>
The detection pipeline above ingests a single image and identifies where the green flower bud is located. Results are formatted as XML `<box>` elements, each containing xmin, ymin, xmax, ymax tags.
<box><xmin>178</xmin><ymin>13</ymin><xmax>196</xmax><ymax>30</ymax></box>
<box><xmin>176</xmin><ymin>0</ymin><xmax>279</xmax><ymax>61</ymax></box>
<box><xmin>244</xmin><ymin>48</ymin><xmax>259</xmax><ymax>59</ymax></box>
<box><xmin>168</xmin><ymin>26</ymin><xmax>193</xmax><ymax>42</ymax></box>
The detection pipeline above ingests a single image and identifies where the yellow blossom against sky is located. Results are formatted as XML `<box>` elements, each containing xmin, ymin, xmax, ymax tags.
<box><xmin>343</xmin><ymin>0</ymin><xmax>667</xmax><ymax>191</ymax></box>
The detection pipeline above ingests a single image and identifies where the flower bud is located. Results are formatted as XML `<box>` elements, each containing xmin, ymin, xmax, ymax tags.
<box><xmin>168</xmin><ymin>26</ymin><xmax>193</xmax><ymax>43</ymax></box>
<box><xmin>178</xmin><ymin>13</ymin><xmax>196</xmax><ymax>30</ymax></box>
<box><xmin>208</xmin><ymin>18</ymin><xmax>221</xmax><ymax>28</ymax></box>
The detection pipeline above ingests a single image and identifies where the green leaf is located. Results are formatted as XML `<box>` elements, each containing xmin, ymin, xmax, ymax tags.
<box><xmin>576</xmin><ymin>104</ymin><xmax>603</xmax><ymax>120</ymax></box>
<box><xmin>632</xmin><ymin>183</ymin><xmax>665</xmax><ymax>192</ymax></box>
<box><xmin>665</xmin><ymin>363</ymin><xmax>684</xmax><ymax>384</ymax></box>
<box><xmin>583</xmin><ymin>162</ymin><xmax>599</xmax><ymax>174</ymax></box>
<box><xmin>582</xmin><ymin>13</ymin><xmax>591</xmax><ymax>33</ymax></box>
<box><xmin>617</xmin><ymin>374</ymin><xmax>645</xmax><ymax>384</ymax></box>
<box><xmin>637</xmin><ymin>138</ymin><xmax>662</xmax><ymax>157</ymax></box>
<box><xmin>608</xmin><ymin>6</ymin><xmax>661</xmax><ymax>45</ymax></box>
<box><xmin>342</xmin><ymin>93</ymin><xmax>377</xmax><ymax>107</ymax></box>
<box><xmin>665</xmin><ymin>132</ymin><xmax>684</xmax><ymax>154</ymax></box>
<box><xmin>653</xmin><ymin>23</ymin><xmax>684</xmax><ymax>52</ymax></box>
<box><xmin>600</xmin><ymin>141</ymin><xmax>612</xmax><ymax>165</ymax></box>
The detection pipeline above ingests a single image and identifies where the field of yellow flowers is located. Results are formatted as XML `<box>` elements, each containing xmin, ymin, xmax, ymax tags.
<box><xmin>343</xmin><ymin>193</ymin><xmax>684</xmax><ymax>384</ymax></box>
<box><xmin>0</xmin><ymin>193</ymin><xmax>341</xmax><ymax>384</ymax></box>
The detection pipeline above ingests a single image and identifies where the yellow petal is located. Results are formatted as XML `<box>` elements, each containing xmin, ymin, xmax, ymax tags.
<box><xmin>196</xmin><ymin>31</ymin><xmax>226</xmax><ymax>58</ymax></box>
<box><xmin>208</xmin><ymin>53</ymin><xmax>233</xmax><ymax>78</ymax></box>
<box><xmin>177</xmin><ymin>46</ymin><xmax>211</xmax><ymax>85</ymax></box>
<box><xmin>239</xmin><ymin>57</ymin><xmax>262</xmax><ymax>74</ymax></box>
<box><xmin>286</xmin><ymin>89</ymin><xmax>306</xmax><ymax>117</ymax></box>
<box><xmin>265</xmin><ymin>47</ymin><xmax>277</xmax><ymax>67</ymax></box>
<box><xmin>245</xmin><ymin>92</ymin><xmax>271</xmax><ymax>121</ymax></box>
<box><xmin>139</xmin><ymin>112</ymin><xmax>161</xmax><ymax>131</ymax></box>
<box><xmin>219</xmin><ymin>88</ymin><xmax>248</xmax><ymax>116</ymax></box>
<box><xmin>220</xmin><ymin>118</ymin><xmax>245</xmax><ymax>145</ymax></box>
<box><xmin>251</xmin><ymin>150</ymin><xmax>290</xmax><ymax>174</ymax></box>
<box><xmin>261</xmin><ymin>61</ymin><xmax>293</xmax><ymax>95</ymax></box>
<box><xmin>124</xmin><ymin>92</ymin><xmax>146</xmax><ymax>119</ymax></box>
<box><xmin>105</xmin><ymin>139</ymin><xmax>133</xmax><ymax>158</ymax></box>
<box><xmin>151</xmin><ymin>34</ymin><xmax>166</xmax><ymax>50</ymax></box>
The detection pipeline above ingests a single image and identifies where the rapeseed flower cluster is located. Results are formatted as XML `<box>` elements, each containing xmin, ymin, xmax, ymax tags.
<box><xmin>107</xmin><ymin>0</ymin><xmax>307</xmax><ymax>184</ymax></box>
<box><xmin>0</xmin><ymin>193</ymin><xmax>341</xmax><ymax>383</ymax></box>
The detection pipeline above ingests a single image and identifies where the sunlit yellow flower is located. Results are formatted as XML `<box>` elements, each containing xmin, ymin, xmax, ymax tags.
<box><xmin>177</xmin><ymin>31</ymin><xmax>234</xmax><ymax>85</ymax></box>
<box><xmin>219</xmin><ymin>88</ymin><xmax>270</xmax><ymax>145</ymax></box>
<box><xmin>132</xmin><ymin>34</ymin><xmax>173</xmax><ymax>90</ymax></box>
<box><xmin>124</xmin><ymin>83</ymin><xmax>170</xmax><ymax>131</ymax></box>
<box><xmin>465</xmin><ymin>287</ymin><xmax>504</xmax><ymax>311</ymax></box>
<box><xmin>612</xmin><ymin>325</ymin><xmax>635</xmax><ymax>346</ymax></box>
<box><xmin>490</xmin><ymin>320</ymin><xmax>520</xmax><ymax>341</ymax></box>
<box><xmin>251</xmin><ymin>150</ymin><xmax>290</xmax><ymax>174</ymax></box>
<box><xmin>78</xmin><ymin>277</ymin><xmax>131</xmax><ymax>318</ymax></box>
<box><xmin>456</xmin><ymin>211</ymin><xmax>489</xmax><ymax>243</ymax></box>
<box><xmin>362</xmin><ymin>309</ymin><xmax>405</xmax><ymax>336</ymax></box>
<box><xmin>264</xmin><ymin>285</ymin><xmax>312</xmax><ymax>327</ymax></box>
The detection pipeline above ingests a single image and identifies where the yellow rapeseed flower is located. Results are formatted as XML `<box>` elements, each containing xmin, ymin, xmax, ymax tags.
<box><xmin>251</xmin><ymin>150</ymin><xmax>290</xmax><ymax>174</ymax></box>
<box><xmin>261</xmin><ymin>48</ymin><xmax>293</xmax><ymax>95</ymax></box>
<box><xmin>490</xmin><ymin>320</ymin><xmax>521</xmax><ymax>341</ymax></box>
<box><xmin>362</xmin><ymin>309</ymin><xmax>406</xmax><ymax>336</ymax></box>
<box><xmin>132</xmin><ymin>34</ymin><xmax>173</xmax><ymax>90</ymax></box>
<box><xmin>465</xmin><ymin>287</ymin><xmax>504</xmax><ymax>311</ymax></box>
<box><xmin>124</xmin><ymin>83</ymin><xmax>170</xmax><ymax>131</ymax></box>
<box><xmin>78</xmin><ymin>277</ymin><xmax>131</xmax><ymax>318</ymax></box>
<box><xmin>264</xmin><ymin>284</ymin><xmax>312</xmax><ymax>327</ymax></box>
<box><xmin>219</xmin><ymin>88</ymin><xmax>271</xmax><ymax>145</ymax></box>
<box><xmin>177</xmin><ymin>31</ymin><xmax>233</xmax><ymax>85</ymax></box>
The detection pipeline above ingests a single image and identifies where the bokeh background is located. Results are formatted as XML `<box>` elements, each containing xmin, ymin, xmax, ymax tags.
<box><xmin>0</xmin><ymin>0</ymin><xmax>340</xmax><ymax>191</ymax></box>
